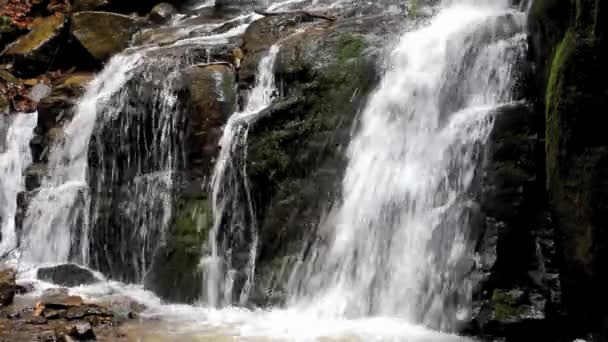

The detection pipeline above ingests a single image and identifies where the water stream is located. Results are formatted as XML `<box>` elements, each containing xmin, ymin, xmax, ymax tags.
<box><xmin>204</xmin><ymin>44</ymin><xmax>280</xmax><ymax>307</ymax></box>
<box><xmin>0</xmin><ymin>113</ymin><xmax>37</xmax><ymax>256</ymax></box>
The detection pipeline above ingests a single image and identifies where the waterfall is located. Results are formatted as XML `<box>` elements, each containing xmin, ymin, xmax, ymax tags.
<box><xmin>0</xmin><ymin>113</ymin><xmax>37</xmax><ymax>256</ymax></box>
<box><xmin>291</xmin><ymin>0</ymin><xmax>527</xmax><ymax>331</ymax></box>
<box><xmin>19</xmin><ymin>53</ymin><xmax>143</xmax><ymax>266</ymax></box>
<box><xmin>203</xmin><ymin>44</ymin><xmax>280</xmax><ymax>306</ymax></box>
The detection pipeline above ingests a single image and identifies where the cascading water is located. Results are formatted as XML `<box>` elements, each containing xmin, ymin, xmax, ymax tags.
<box><xmin>0</xmin><ymin>113</ymin><xmax>37</xmax><ymax>256</ymax></box>
<box><xmin>203</xmin><ymin>44</ymin><xmax>280</xmax><ymax>306</ymax></box>
<box><xmin>291</xmin><ymin>0</ymin><xmax>527</xmax><ymax>332</ymax></box>
<box><xmin>19</xmin><ymin>53</ymin><xmax>144</xmax><ymax>266</ymax></box>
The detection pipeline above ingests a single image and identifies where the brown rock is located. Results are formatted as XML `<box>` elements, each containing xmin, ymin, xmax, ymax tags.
<box><xmin>71</xmin><ymin>11</ymin><xmax>139</xmax><ymax>61</ymax></box>
<box><xmin>0</xmin><ymin>268</ymin><xmax>16</xmax><ymax>307</ymax></box>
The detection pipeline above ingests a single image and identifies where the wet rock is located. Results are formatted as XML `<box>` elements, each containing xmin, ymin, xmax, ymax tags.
<box><xmin>26</xmin><ymin>316</ymin><xmax>49</xmax><ymax>325</ymax></box>
<box><xmin>5</xmin><ymin>310</ymin><xmax>20</xmax><ymax>319</ymax></box>
<box><xmin>40</xmin><ymin>292</ymin><xmax>84</xmax><ymax>309</ymax></box>
<box><xmin>2</xmin><ymin>14</ymin><xmax>67</xmax><ymax>76</ymax></box>
<box><xmin>34</xmin><ymin>331</ymin><xmax>60</xmax><ymax>342</ymax></box>
<box><xmin>185</xmin><ymin>63</ymin><xmax>236</xmax><ymax>178</ymax></box>
<box><xmin>246</xmin><ymin>16</ymin><xmax>390</xmax><ymax>305</ymax></box>
<box><xmin>0</xmin><ymin>93</ymin><xmax>8</xmax><ymax>113</ymax></box>
<box><xmin>71</xmin><ymin>11</ymin><xmax>139</xmax><ymax>62</ymax></box>
<box><xmin>144</xmin><ymin>199</ymin><xmax>210</xmax><ymax>303</ymax></box>
<box><xmin>34</xmin><ymin>72</ymin><xmax>94</xmax><ymax>163</ymax></box>
<box><xmin>72</xmin><ymin>0</ymin><xmax>110</xmax><ymax>11</ymax></box>
<box><xmin>37</xmin><ymin>264</ymin><xmax>100</xmax><ymax>287</ymax></box>
<box><xmin>43</xmin><ymin>309</ymin><xmax>66</xmax><ymax>320</ymax></box>
<box><xmin>149</xmin><ymin>3</ymin><xmax>177</xmax><ymax>24</ymax></box>
<box><xmin>239</xmin><ymin>13</ymin><xmax>318</xmax><ymax>83</ymax></box>
<box><xmin>65</xmin><ymin>304</ymin><xmax>113</xmax><ymax>320</ymax></box>
<box><xmin>65</xmin><ymin>322</ymin><xmax>95</xmax><ymax>340</ymax></box>
<box><xmin>0</xmin><ymin>268</ymin><xmax>16</xmax><ymax>307</ymax></box>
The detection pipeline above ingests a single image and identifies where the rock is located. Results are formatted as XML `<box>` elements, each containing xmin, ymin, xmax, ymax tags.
<box><xmin>0</xmin><ymin>268</ymin><xmax>16</xmax><ymax>307</ymax></box>
<box><xmin>2</xmin><ymin>14</ymin><xmax>67</xmax><ymax>77</ymax></box>
<box><xmin>34</xmin><ymin>331</ymin><xmax>59</xmax><ymax>342</ymax></box>
<box><xmin>144</xmin><ymin>199</ymin><xmax>211</xmax><ymax>303</ymax></box>
<box><xmin>65</xmin><ymin>305</ymin><xmax>113</xmax><ymax>320</ymax></box>
<box><xmin>244</xmin><ymin>15</ymin><xmax>392</xmax><ymax>305</ymax></box>
<box><xmin>43</xmin><ymin>309</ymin><xmax>67</xmax><ymax>320</ymax></box>
<box><xmin>5</xmin><ymin>310</ymin><xmax>20</xmax><ymax>319</ymax></box>
<box><xmin>0</xmin><ymin>93</ymin><xmax>8</xmax><ymax>114</ymax></box>
<box><xmin>14</xmin><ymin>282</ymin><xmax>35</xmax><ymax>295</ymax></box>
<box><xmin>27</xmin><ymin>83</ymin><xmax>52</xmax><ymax>103</ymax></box>
<box><xmin>34</xmin><ymin>72</ymin><xmax>94</xmax><ymax>163</ymax></box>
<box><xmin>40</xmin><ymin>292</ymin><xmax>84</xmax><ymax>309</ymax></box>
<box><xmin>149</xmin><ymin>3</ymin><xmax>177</xmax><ymax>24</ymax></box>
<box><xmin>0</xmin><ymin>69</ymin><xmax>21</xmax><ymax>86</ymax></box>
<box><xmin>72</xmin><ymin>0</ymin><xmax>110</xmax><ymax>11</ymax></box>
<box><xmin>65</xmin><ymin>322</ymin><xmax>95</xmax><ymax>340</ymax></box>
<box><xmin>26</xmin><ymin>316</ymin><xmax>49</xmax><ymax>325</ymax></box>
<box><xmin>185</xmin><ymin>63</ymin><xmax>236</xmax><ymax>177</ymax></box>
<box><xmin>71</xmin><ymin>11</ymin><xmax>139</xmax><ymax>62</ymax></box>
<box><xmin>37</xmin><ymin>264</ymin><xmax>100</xmax><ymax>287</ymax></box>
<box><xmin>239</xmin><ymin>13</ymin><xmax>315</xmax><ymax>83</ymax></box>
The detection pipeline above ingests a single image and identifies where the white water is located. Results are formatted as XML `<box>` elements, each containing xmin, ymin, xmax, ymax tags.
<box><xmin>204</xmin><ymin>44</ymin><xmax>280</xmax><ymax>307</ymax></box>
<box><xmin>0</xmin><ymin>113</ymin><xmax>37</xmax><ymax>255</ymax></box>
<box><xmin>291</xmin><ymin>0</ymin><xmax>526</xmax><ymax>332</ymax></box>
<box><xmin>19</xmin><ymin>53</ymin><xmax>143</xmax><ymax>264</ymax></box>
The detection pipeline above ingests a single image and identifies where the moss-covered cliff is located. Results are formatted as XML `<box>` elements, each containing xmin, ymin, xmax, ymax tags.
<box><xmin>529</xmin><ymin>0</ymin><xmax>608</xmax><ymax>337</ymax></box>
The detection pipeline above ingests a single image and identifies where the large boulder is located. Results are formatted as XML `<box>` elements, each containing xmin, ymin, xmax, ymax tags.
<box><xmin>2</xmin><ymin>14</ymin><xmax>67</xmax><ymax>76</ymax></box>
<box><xmin>37</xmin><ymin>264</ymin><xmax>101</xmax><ymax>287</ymax></box>
<box><xmin>244</xmin><ymin>14</ymin><xmax>399</xmax><ymax>305</ymax></box>
<box><xmin>70</xmin><ymin>11</ymin><xmax>139</xmax><ymax>62</ymax></box>
<box><xmin>149</xmin><ymin>3</ymin><xmax>177</xmax><ymax>24</ymax></box>
<box><xmin>144</xmin><ymin>63</ymin><xmax>235</xmax><ymax>303</ymax></box>
<box><xmin>0</xmin><ymin>267</ymin><xmax>16</xmax><ymax>307</ymax></box>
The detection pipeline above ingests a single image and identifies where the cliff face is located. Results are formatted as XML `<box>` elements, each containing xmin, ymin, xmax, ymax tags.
<box><xmin>529</xmin><ymin>0</ymin><xmax>608</xmax><ymax>338</ymax></box>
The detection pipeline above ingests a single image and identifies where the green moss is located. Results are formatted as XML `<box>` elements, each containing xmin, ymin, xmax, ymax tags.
<box><xmin>0</xmin><ymin>15</ymin><xmax>16</xmax><ymax>33</ymax></box>
<box><xmin>336</xmin><ymin>34</ymin><xmax>366</xmax><ymax>62</ymax></box>
<box><xmin>491</xmin><ymin>289</ymin><xmax>524</xmax><ymax>321</ymax></box>
<box><xmin>0</xmin><ymin>94</ymin><xmax>9</xmax><ymax>113</ymax></box>
<box><xmin>545</xmin><ymin>30</ymin><xmax>576</xmax><ymax>187</ymax></box>
<box><xmin>171</xmin><ymin>199</ymin><xmax>211</xmax><ymax>249</ymax></box>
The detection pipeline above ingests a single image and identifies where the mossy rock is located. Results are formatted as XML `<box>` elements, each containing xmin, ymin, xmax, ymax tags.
<box><xmin>0</xmin><ymin>93</ymin><xmax>8</xmax><ymax>114</ymax></box>
<box><xmin>535</xmin><ymin>0</ymin><xmax>608</xmax><ymax>333</ymax></box>
<box><xmin>3</xmin><ymin>14</ymin><xmax>67</xmax><ymax>76</ymax></box>
<box><xmin>144</xmin><ymin>199</ymin><xmax>212</xmax><ymax>303</ymax></box>
<box><xmin>71</xmin><ymin>11</ymin><xmax>139</xmax><ymax>62</ymax></box>
<box><xmin>244</xmin><ymin>17</ymin><xmax>391</xmax><ymax>305</ymax></box>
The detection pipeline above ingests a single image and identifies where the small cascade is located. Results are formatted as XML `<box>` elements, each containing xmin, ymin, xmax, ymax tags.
<box><xmin>20</xmin><ymin>53</ymin><xmax>144</xmax><ymax>265</ymax></box>
<box><xmin>203</xmin><ymin>44</ymin><xmax>280</xmax><ymax>306</ymax></box>
<box><xmin>0</xmin><ymin>113</ymin><xmax>37</xmax><ymax>256</ymax></box>
<box><xmin>291</xmin><ymin>0</ymin><xmax>527</xmax><ymax>332</ymax></box>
